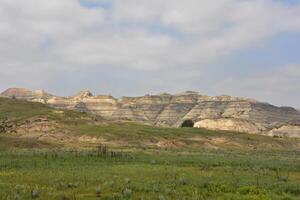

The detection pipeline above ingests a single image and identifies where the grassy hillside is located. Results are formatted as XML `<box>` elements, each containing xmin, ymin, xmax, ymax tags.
<box><xmin>0</xmin><ymin>97</ymin><xmax>52</xmax><ymax>119</ymax></box>
<box><xmin>0</xmin><ymin>97</ymin><xmax>101</xmax><ymax>122</ymax></box>
<box><xmin>1</xmin><ymin>97</ymin><xmax>300</xmax><ymax>151</ymax></box>
<box><xmin>68</xmin><ymin>122</ymin><xmax>300</xmax><ymax>150</ymax></box>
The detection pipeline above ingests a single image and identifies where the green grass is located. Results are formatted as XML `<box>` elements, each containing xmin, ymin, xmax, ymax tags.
<box><xmin>0</xmin><ymin>149</ymin><xmax>299</xmax><ymax>200</ymax></box>
<box><xmin>65</xmin><ymin>122</ymin><xmax>299</xmax><ymax>152</ymax></box>
<box><xmin>0</xmin><ymin>98</ymin><xmax>52</xmax><ymax>120</ymax></box>
<box><xmin>0</xmin><ymin>97</ymin><xmax>101</xmax><ymax>125</ymax></box>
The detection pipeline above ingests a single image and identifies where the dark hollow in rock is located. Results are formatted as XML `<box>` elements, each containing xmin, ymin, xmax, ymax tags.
<box><xmin>181</xmin><ymin>119</ymin><xmax>194</xmax><ymax>127</ymax></box>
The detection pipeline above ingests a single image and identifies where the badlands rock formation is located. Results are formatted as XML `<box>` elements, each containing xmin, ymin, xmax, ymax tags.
<box><xmin>2</xmin><ymin>88</ymin><xmax>300</xmax><ymax>137</ymax></box>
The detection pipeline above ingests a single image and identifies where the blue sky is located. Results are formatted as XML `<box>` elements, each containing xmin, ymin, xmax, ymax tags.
<box><xmin>79</xmin><ymin>0</ymin><xmax>112</xmax><ymax>9</ymax></box>
<box><xmin>0</xmin><ymin>0</ymin><xmax>300</xmax><ymax>107</ymax></box>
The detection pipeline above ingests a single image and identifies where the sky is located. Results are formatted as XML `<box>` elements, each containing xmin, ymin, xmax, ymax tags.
<box><xmin>0</xmin><ymin>0</ymin><xmax>300</xmax><ymax>107</ymax></box>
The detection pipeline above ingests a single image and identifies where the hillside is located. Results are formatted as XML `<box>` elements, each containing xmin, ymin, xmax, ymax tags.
<box><xmin>1</xmin><ymin>97</ymin><xmax>300</xmax><ymax>151</ymax></box>
<box><xmin>2</xmin><ymin>88</ymin><xmax>300</xmax><ymax>138</ymax></box>
<box><xmin>0</xmin><ymin>97</ymin><xmax>102</xmax><ymax>149</ymax></box>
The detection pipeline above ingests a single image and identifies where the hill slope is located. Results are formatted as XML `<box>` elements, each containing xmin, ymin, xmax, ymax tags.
<box><xmin>0</xmin><ymin>97</ymin><xmax>300</xmax><ymax>151</ymax></box>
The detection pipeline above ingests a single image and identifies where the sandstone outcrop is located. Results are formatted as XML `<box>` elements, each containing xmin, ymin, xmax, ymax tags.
<box><xmin>194</xmin><ymin>119</ymin><xmax>262</xmax><ymax>134</ymax></box>
<box><xmin>268</xmin><ymin>125</ymin><xmax>300</xmax><ymax>138</ymax></box>
<box><xmin>1</xmin><ymin>88</ymin><xmax>51</xmax><ymax>103</ymax></box>
<box><xmin>2</xmin><ymin>88</ymin><xmax>300</xmax><ymax>137</ymax></box>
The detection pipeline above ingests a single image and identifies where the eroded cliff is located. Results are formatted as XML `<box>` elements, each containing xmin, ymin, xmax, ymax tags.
<box><xmin>2</xmin><ymin>88</ymin><xmax>300</xmax><ymax>137</ymax></box>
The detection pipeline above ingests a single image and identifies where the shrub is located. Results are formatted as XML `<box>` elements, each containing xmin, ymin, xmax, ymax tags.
<box><xmin>31</xmin><ymin>190</ymin><xmax>39</xmax><ymax>199</ymax></box>
<box><xmin>178</xmin><ymin>177</ymin><xmax>189</xmax><ymax>185</ymax></box>
<box><xmin>238</xmin><ymin>186</ymin><xmax>267</xmax><ymax>196</ymax></box>
<box><xmin>96</xmin><ymin>186</ymin><xmax>101</xmax><ymax>197</ymax></box>
<box><xmin>14</xmin><ymin>193</ymin><xmax>20</xmax><ymax>200</ymax></box>
<box><xmin>123</xmin><ymin>188</ymin><xmax>132</xmax><ymax>197</ymax></box>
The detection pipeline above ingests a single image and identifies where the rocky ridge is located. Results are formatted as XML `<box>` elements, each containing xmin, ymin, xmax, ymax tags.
<box><xmin>2</xmin><ymin>88</ymin><xmax>300</xmax><ymax>137</ymax></box>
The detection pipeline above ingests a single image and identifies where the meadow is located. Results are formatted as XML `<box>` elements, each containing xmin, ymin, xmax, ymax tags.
<box><xmin>0</xmin><ymin>147</ymin><xmax>299</xmax><ymax>200</ymax></box>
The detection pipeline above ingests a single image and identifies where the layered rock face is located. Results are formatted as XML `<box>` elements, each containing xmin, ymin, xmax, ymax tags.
<box><xmin>1</xmin><ymin>88</ymin><xmax>52</xmax><ymax>103</ymax></box>
<box><xmin>2</xmin><ymin>88</ymin><xmax>300</xmax><ymax>137</ymax></box>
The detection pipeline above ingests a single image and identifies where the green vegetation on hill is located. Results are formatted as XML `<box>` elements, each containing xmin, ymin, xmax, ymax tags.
<box><xmin>69</xmin><ymin>122</ymin><xmax>295</xmax><ymax>149</ymax></box>
<box><xmin>0</xmin><ymin>97</ymin><xmax>51</xmax><ymax>119</ymax></box>
<box><xmin>0</xmin><ymin>97</ymin><xmax>101</xmax><ymax>122</ymax></box>
<box><xmin>2</xmin><ymin>96</ymin><xmax>298</xmax><ymax>151</ymax></box>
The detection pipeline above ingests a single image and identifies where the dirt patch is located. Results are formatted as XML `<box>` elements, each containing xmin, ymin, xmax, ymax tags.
<box><xmin>77</xmin><ymin>135</ymin><xmax>106</xmax><ymax>143</ymax></box>
<box><xmin>187</xmin><ymin>136</ymin><xmax>246</xmax><ymax>149</ymax></box>
<box><xmin>0</xmin><ymin>135</ymin><xmax>55</xmax><ymax>149</ymax></box>
<box><xmin>156</xmin><ymin>140</ymin><xmax>184</xmax><ymax>148</ymax></box>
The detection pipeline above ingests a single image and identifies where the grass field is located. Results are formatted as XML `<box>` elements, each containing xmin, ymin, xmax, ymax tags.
<box><xmin>0</xmin><ymin>148</ymin><xmax>300</xmax><ymax>200</ymax></box>
<box><xmin>0</xmin><ymin>97</ymin><xmax>300</xmax><ymax>199</ymax></box>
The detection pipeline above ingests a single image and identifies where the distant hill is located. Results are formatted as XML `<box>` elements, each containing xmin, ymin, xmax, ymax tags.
<box><xmin>1</xmin><ymin>96</ymin><xmax>300</xmax><ymax>151</ymax></box>
<box><xmin>2</xmin><ymin>88</ymin><xmax>300</xmax><ymax>138</ymax></box>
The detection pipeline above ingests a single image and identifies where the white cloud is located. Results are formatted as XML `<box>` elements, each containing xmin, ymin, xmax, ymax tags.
<box><xmin>213</xmin><ymin>64</ymin><xmax>300</xmax><ymax>107</ymax></box>
<box><xmin>0</xmin><ymin>0</ymin><xmax>300</xmax><ymax>105</ymax></box>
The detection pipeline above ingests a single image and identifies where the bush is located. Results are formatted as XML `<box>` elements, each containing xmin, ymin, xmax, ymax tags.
<box><xmin>123</xmin><ymin>188</ymin><xmax>132</xmax><ymax>197</ymax></box>
<box><xmin>238</xmin><ymin>186</ymin><xmax>267</xmax><ymax>196</ymax></box>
